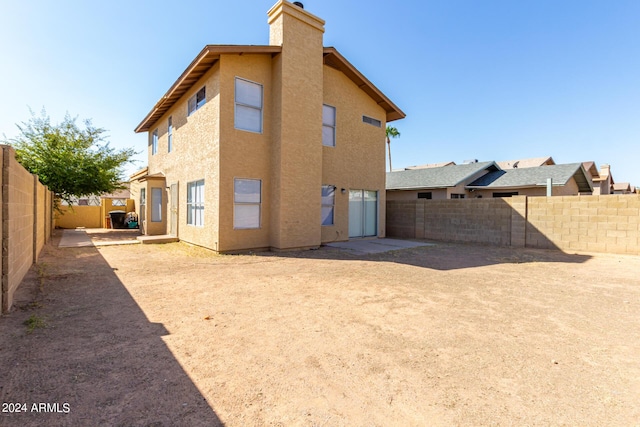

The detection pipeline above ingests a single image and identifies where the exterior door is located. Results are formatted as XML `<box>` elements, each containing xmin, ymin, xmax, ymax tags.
<box><xmin>348</xmin><ymin>189</ymin><xmax>378</xmax><ymax>238</ymax></box>
<box><xmin>170</xmin><ymin>183</ymin><xmax>178</xmax><ymax>236</ymax></box>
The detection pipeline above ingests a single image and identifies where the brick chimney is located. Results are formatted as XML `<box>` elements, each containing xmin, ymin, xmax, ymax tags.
<box><xmin>267</xmin><ymin>1</ymin><xmax>325</xmax><ymax>249</ymax></box>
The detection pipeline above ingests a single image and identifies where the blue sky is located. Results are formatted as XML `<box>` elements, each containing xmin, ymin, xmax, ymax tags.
<box><xmin>1</xmin><ymin>0</ymin><xmax>638</xmax><ymax>186</ymax></box>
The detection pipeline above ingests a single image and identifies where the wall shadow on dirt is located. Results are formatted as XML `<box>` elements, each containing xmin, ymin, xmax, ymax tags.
<box><xmin>256</xmin><ymin>240</ymin><xmax>591</xmax><ymax>272</ymax></box>
<box><xmin>0</xmin><ymin>243</ymin><xmax>224</xmax><ymax>426</ymax></box>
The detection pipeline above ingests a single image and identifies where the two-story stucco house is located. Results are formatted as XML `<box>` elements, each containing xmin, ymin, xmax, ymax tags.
<box><xmin>132</xmin><ymin>0</ymin><xmax>404</xmax><ymax>252</ymax></box>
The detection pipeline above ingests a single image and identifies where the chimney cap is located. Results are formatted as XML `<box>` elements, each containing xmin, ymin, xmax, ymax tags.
<box><xmin>293</xmin><ymin>1</ymin><xmax>304</xmax><ymax>8</ymax></box>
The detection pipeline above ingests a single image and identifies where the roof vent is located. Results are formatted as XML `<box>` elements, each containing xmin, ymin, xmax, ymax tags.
<box><xmin>463</xmin><ymin>159</ymin><xmax>478</xmax><ymax>164</ymax></box>
<box><xmin>293</xmin><ymin>1</ymin><xmax>304</xmax><ymax>8</ymax></box>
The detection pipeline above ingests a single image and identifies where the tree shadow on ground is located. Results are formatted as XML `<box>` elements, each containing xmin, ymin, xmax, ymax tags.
<box><xmin>0</xmin><ymin>238</ymin><xmax>223</xmax><ymax>426</ymax></box>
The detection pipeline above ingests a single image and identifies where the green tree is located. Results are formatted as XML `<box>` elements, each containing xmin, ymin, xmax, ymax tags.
<box><xmin>3</xmin><ymin>108</ymin><xmax>136</xmax><ymax>206</ymax></box>
<box><xmin>386</xmin><ymin>125</ymin><xmax>400</xmax><ymax>172</ymax></box>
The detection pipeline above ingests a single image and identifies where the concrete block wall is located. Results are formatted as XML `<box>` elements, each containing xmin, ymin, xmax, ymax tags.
<box><xmin>387</xmin><ymin>195</ymin><xmax>640</xmax><ymax>256</ymax></box>
<box><xmin>1</xmin><ymin>145</ymin><xmax>54</xmax><ymax>313</ymax></box>
<box><xmin>527</xmin><ymin>195</ymin><xmax>640</xmax><ymax>255</ymax></box>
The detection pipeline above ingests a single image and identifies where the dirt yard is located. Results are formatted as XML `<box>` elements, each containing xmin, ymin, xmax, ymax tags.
<box><xmin>1</xmin><ymin>234</ymin><xmax>639</xmax><ymax>426</ymax></box>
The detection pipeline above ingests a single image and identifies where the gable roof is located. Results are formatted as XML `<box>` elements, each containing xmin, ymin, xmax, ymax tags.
<box><xmin>386</xmin><ymin>161</ymin><xmax>499</xmax><ymax>190</ymax></box>
<box><xmin>496</xmin><ymin>156</ymin><xmax>555</xmax><ymax>169</ymax></box>
<box><xmin>467</xmin><ymin>163</ymin><xmax>593</xmax><ymax>193</ymax></box>
<box><xmin>135</xmin><ymin>45</ymin><xmax>405</xmax><ymax>133</ymax></box>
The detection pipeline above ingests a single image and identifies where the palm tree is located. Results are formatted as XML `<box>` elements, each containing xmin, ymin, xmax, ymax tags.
<box><xmin>386</xmin><ymin>125</ymin><xmax>400</xmax><ymax>172</ymax></box>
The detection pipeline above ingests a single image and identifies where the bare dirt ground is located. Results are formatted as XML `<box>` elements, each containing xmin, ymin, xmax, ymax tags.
<box><xmin>1</xmin><ymin>233</ymin><xmax>639</xmax><ymax>426</ymax></box>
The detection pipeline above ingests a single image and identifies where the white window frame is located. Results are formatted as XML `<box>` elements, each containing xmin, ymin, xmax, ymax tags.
<box><xmin>322</xmin><ymin>104</ymin><xmax>336</xmax><ymax>147</ymax></box>
<box><xmin>235</xmin><ymin>77</ymin><xmax>263</xmax><ymax>133</ymax></box>
<box><xmin>151</xmin><ymin>129</ymin><xmax>158</xmax><ymax>155</ymax></box>
<box><xmin>234</xmin><ymin>178</ymin><xmax>261</xmax><ymax>229</ymax></box>
<box><xmin>187</xmin><ymin>179</ymin><xmax>205</xmax><ymax>227</ymax></box>
<box><xmin>167</xmin><ymin>116</ymin><xmax>173</xmax><ymax>153</ymax></box>
<box><xmin>188</xmin><ymin>86</ymin><xmax>206</xmax><ymax>116</ymax></box>
<box><xmin>321</xmin><ymin>185</ymin><xmax>335</xmax><ymax>226</ymax></box>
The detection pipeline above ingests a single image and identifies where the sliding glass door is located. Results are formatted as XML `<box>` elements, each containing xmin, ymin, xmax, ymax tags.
<box><xmin>348</xmin><ymin>190</ymin><xmax>377</xmax><ymax>238</ymax></box>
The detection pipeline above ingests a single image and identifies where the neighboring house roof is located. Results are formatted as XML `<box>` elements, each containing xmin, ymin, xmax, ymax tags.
<box><xmin>135</xmin><ymin>45</ymin><xmax>405</xmax><ymax>132</ymax></box>
<box><xmin>467</xmin><ymin>163</ymin><xmax>593</xmax><ymax>193</ymax></box>
<box><xmin>129</xmin><ymin>167</ymin><xmax>149</xmax><ymax>182</ymax></box>
<box><xmin>613</xmin><ymin>182</ymin><xmax>631</xmax><ymax>192</ymax></box>
<box><xmin>496</xmin><ymin>156</ymin><xmax>555</xmax><ymax>169</ymax></box>
<box><xmin>404</xmin><ymin>161</ymin><xmax>456</xmax><ymax>170</ymax></box>
<box><xmin>582</xmin><ymin>161</ymin><xmax>599</xmax><ymax>179</ymax></box>
<box><xmin>387</xmin><ymin>161</ymin><xmax>499</xmax><ymax>190</ymax></box>
<box><xmin>101</xmin><ymin>189</ymin><xmax>130</xmax><ymax>199</ymax></box>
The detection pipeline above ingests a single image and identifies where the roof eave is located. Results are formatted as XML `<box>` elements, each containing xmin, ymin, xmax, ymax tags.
<box><xmin>135</xmin><ymin>45</ymin><xmax>282</xmax><ymax>133</ymax></box>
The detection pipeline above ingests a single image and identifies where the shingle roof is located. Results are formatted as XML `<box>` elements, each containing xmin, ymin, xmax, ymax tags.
<box><xmin>386</xmin><ymin>161</ymin><xmax>499</xmax><ymax>190</ymax></box>
<box><xmin>467</xmin><ymin>163</ymin><xmax>593</xmax><ymax>192</ymax></box>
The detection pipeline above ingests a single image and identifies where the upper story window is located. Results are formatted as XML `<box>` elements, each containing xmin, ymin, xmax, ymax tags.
<box><xmin>188</xmin><ymin>87</ymin><xmax>206</xmax><ymax>116</ymax></box>
<box><xmin>151</xmin><ymin>129</ymin><xmax>158</xmax><ymax>155</ymax></box>
<box><xmin>167</xmin><ymin>116</ymin><xmax>173</xmax><ymax>152</ymax></box>
<box><xmin>235</xmin><ymin>78</ymin><xmax>263</xmax><ymax>133</ymax></box>
<box><xmin>362</xmin><ymin>115</ymin><xmax>382</xmax><ymax>128</ymax></box>
<box><xmin>322</xmin><ymin>105</ymin><xmax>336</xmax><ymax>147</ymax></box>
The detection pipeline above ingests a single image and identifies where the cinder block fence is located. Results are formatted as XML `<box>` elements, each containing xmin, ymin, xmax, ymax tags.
<box><xmin>387</xmin><ymin>195</ymin><xmax>640</xmax><ymax>256</ymax></box>
<box><xmin>1</xmin><ymin>145</ymin><xmax>54</xmax><ymax>313</ymax></box>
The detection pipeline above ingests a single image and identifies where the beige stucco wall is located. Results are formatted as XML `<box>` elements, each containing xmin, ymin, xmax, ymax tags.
<box><xmin>321</xmin><ymin>65</ymin><xmax>387</xmax><ymax>243</ymax></box>
<box><xmin>146</xmin><ymin>64</ymin><xmax>221</xmax><ymax>246</ymax></box>
<box><xmin>471</xmin><ymin>178</ymin><xmax>582</xmax><ymax>198</ymax></box>
<box><xmin>217</xmin><ymin>54</ymin><xmax>273</xmax><ymax>252</ymax></box>
<box><xmin>56</xmin><ymin>206</ymin><xmax>102</xmax><ymax>228</ymax></box>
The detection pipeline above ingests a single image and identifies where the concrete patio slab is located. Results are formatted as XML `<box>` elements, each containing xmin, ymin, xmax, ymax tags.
<box><xmin>58</xmin><ymin>229</ymin><xmax>94</xmax><ymax>248</ymax></box>
<box><xmin>59</xmin><ymin>229</ymin><xmax>142</xmax><ymax>248</ymax></box>
<box><xmin>326</xmin><ymin>238</ymin><xmax>434</xmax><ymax>254</ymax></box>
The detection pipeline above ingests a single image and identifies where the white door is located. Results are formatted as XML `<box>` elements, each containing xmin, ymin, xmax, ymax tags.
<box><xmin>349</xmin><ymin>190</ymin><xmax>378</xmax><ymax>238</ymax></box>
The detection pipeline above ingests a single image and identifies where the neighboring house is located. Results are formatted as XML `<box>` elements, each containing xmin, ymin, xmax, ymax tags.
<box><xmin>387</xmin><ymin>162</ymin><xmax>593</xmax><ymax>199</ymax></box>
<box><xmin>386</xmin><ymin>161</ymin><xmax>500</xmax><ymax>200</ymax></box>
<box><xmin>131</xmin><ymin>1</ymin><xmax>404</xmax><ymax>252</ymax></box>
<box><xmin>465</xmin><ymin>163</ymin><xmax>593</xmax><ymax>197</ymax></box>
<box><xmin>496</xmin><ymin>156</ymin><xmax>555</xmax><ymax>170</ymax></box>
<box><xmin>593</xmin><ymin>164</ymin><xmax>614</xmax><ymax>195</ymax></box>
<box><xmin>612</xmin><ymin>182</ymin><xmax>632</xmax><ymax>194</ymax></box>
